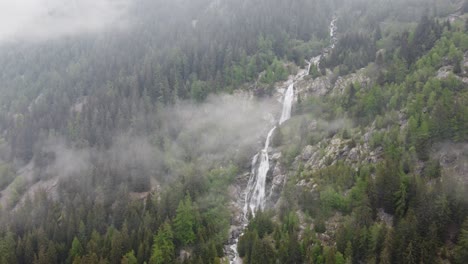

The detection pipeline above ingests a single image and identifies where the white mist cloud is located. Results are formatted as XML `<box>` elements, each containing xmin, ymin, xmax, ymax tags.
<box><xmin>0</xmin><ymin>0</ymin><xmax>130</xmax><ymax>43</ymax></box>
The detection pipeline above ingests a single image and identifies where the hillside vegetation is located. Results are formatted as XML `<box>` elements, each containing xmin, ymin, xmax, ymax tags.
<box><xmin>0</xmin><ymin>0</ymin><xmax>467</xmax><ymax>264</ymax></box>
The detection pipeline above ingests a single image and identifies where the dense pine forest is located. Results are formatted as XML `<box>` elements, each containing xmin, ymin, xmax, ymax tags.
<box><xmin>0</xmin><ymin>0</ymin><xmax>467</xmax><ymax>263</ymax></box>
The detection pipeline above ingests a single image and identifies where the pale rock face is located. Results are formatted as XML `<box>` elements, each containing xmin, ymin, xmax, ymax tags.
<box><xmin>332</xmin><ymin>68</ymin><xmax>371</xmax><ymax>96</ymax></box>
<box><xmin>437</xmin><ymin>66</ymin><xmax>454</xmax><ymax>79</ymax></box>
<box><xmin>297</xmin><ymin>179</ymin><xmax>316</xmax><ymax>190</ymax></box>
<box><xmin>364</xmin><ymin>131</ymin><xmax>372</xmax><ymax>143</ymax></box>
<box><xmin>432</xmin><ymin>142</ymin><xmax>468</xmax><ymax>184</ymax></box>
<box><xmin>348</xmin><ymin>147</ymin><xmax>360</xmax><ymax>161</ymax></box>
<box><xmin>295</xmin><ymin>75</ymin><xmax>331</xmax><ymax>97</ymax></box>
<box><xmin>301</xmin><ymin>145</ymin><xmax>316</xmax><ymax>161</ymax></box>
<box><xmin>436</xmin><ymin>61</ymin><xmax>468</xmax><ymax>84</ymax></box>
<box><xmin>463</xmin><ymin>51</ymin><xmax>468</xmax><ymax>68</ymax></box>
<box><xmin>271</xmin><ymin>152</ymin><xmax>282</xmax><ymax>161</ymax></box>
<box><xmin>377</xmin><ymin>208</ymin><xmax>394</xmax><ymax>226</ymax></box>
<box><xmin>300</xmin><ymin>131</ymin><xmax>383</xmax><ymax>173</ymax></box>
<box><xmin>179</xmin><ymin>250</ymin><xmax>191</xmax><ymax>262</ymax></box>
<box><xmin>266</xmin><ymin>176</ymin><xmax>285</xmax><ymax>208</ymax></box>
<box><xmin>294</xmin><ymin>64</ymin><xmax>370</xmax><ymax>101</ymax></box>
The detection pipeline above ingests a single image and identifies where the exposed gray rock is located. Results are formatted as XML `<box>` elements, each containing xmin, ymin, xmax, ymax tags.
<box><xmin>294</xmin><ymin>70</ymin><xmax>333</xmax><ymax>99</ymax></box>
<box><xmin>377</xmin><ymin>208</ymin><xmax>394</xmax><ymax>226</ymax></box>
<box><xmin>271</xmin><ymin>152</ymin><xmax>282</xmax><ymax>161</ymax></box>
<box><xmin>228</xmin><ymin>226</ymin><xmax>243</xmax><ymax>243</ymax></box>
<box><xmin>436</xmin><ymin>65</ymin><xmax>468</xmax><ymax>85</ymax></box>
<box><xmin>302</xmin><ymin>131</ymin><xmax>383</xmax><ymax>172</ymax></box>
<box><xmin>293</xmin><ymin>62</ymin><xmax>371</xmax><ymax>116</ymax></box>
<box><xmin>432</xmin><ymin>142</ymin><xmax>468</xmax><ymax>184</ymax></box>
<box><xmin>364</xmin><ymin>131</ymin><xmax>372</xmax><ymax>143</ymax></box>
<box><xmin>437</xmin><ymin>66</ymin><xmax>454</xmax><ymax>79</ymax></box>
<box><xmin>296</xmin><ymin>179</ymin><xmax>316</xmax><ymax>189</ymax></box>
<box><xmin>178</xmin><ymin>250</ymin><xmax>191</xmax><ymax>263</ymax></box>
<box><xmin>266</xmin><ymin>162</ymin><xmax>286</xmax><ymax>207</ymax></box>
<box><xmin>302</xmin><ymin>145</ymin><xmax>315</xmax><ymax>161</ymax></box>
<box><xmin>332</xmin><ymin>68</ymin><xmax>371</xmax><ymax>95</ymax></box>
<box><xmin>348</xmin><ymin>147</ymin><xmax>360</xmax><ymax>161</ymax></box>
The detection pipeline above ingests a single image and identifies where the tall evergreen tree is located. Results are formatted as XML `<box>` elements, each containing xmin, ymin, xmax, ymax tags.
<box><xmin>150</xmin><ymin>222</ymin><xmax>175</xmax><ymax>264</ymax></box>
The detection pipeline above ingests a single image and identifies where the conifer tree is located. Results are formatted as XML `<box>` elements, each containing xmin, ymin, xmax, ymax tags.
<box><xmin>150</xmin><ymin>222</ymin><xmax>175</xmax><ymax>264</ymax></box>
<box><xmin>174</xmin><ymin>194</ymin><xmax>196</xmax><ymax>246</ymax></box>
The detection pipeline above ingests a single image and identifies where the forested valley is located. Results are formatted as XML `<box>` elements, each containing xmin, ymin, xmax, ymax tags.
<box><xmin>0</xmin><ymin>0</ymin><xmax>467</xmax><ymax>264</ymax></box>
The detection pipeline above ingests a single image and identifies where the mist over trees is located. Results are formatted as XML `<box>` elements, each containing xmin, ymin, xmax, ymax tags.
<box><xmin>0</xmin><ymin>0</ymin><xmax>467</xmax><ymax>263</ymax></box>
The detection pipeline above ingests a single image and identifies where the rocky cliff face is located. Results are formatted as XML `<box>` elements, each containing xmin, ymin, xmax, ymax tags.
<box><xmin>295</xmin><ymin>67</ymin><xmax>371</xmax><ymax>99</ymax></box>
<box><xmin>226</xmin><ymin>63</ymin><xmax>375</xmax><ymax>212</ymax></box>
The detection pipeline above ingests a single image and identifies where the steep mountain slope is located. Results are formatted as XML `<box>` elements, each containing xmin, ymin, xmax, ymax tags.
<box><xmin>235</xmin><ymin>9</ymin><xmax>468</xmax><ymax>264</ymax></box>
<box><xmin>0</xmin><ymin>1</ymin><xmax>467</xmax><ymax>264</ymax></box>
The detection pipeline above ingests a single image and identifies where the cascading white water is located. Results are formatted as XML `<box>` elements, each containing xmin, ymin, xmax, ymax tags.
<box><xmin>311</xmin><ymin>55</ymin><xmax>321</xmax><ymax>68</ymax></box>
<box><xmin>232</xmin><ymin>79</ymin><xmax>294</xmax><ymax>264</ymax></box>
<box><xmin>228</xmin><ymin>16</ymin><xmax>338</xmax><ymax>264</ymax></box>
<box><xmin>244</xmin><ymin>78</ymin><xmax>295</xmax><ymax>220</ymax></box>
<box><xmin>244</xmin><ymin>127</ymin><xmax>277</xmax><ymax>218</ymax></box>
<box><xmin>279</xmin><ymin>84</ymin><xmax>294</xmax><ymax>125</ymax></box>
<box><xmin>330</xmin><ymin>16</ymin><xmax>338</xmax><ymax>49</ymax></box>
<box><xmin>306</xmin><ymin>60</ymin><xmax>312</xmax><ymax>76</ymax></box>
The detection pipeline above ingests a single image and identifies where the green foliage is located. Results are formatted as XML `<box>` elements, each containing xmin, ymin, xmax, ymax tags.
<box><xmin>423</xmin><ymin>159</ymin><xmax>441</xmax><ymax>179</ymax></box>
<box><xmin>260</xmin><ymin>59</ymin><xmax>289</xmax><ymax>85</ymax></box>
<box><xmin>320</xmin><ymin>187</ymin><xmax>349</xmax><ymax>213</ymax></box>
<box><xmin>394</xmin><ymin>179</ymin><xmax>409</xmax><ymax>218</ymax></box>
<box><xmin>0</xmin><ymin>163</ymin><xmax>15</xmax><ymax>190</ymax></box>
<box><xmin>281</xmin><ymin>143</ymin><xmax>301</xmax><ymax>167</ymax></box>
<box><xmin>335</xmin><ymin>251</ymin><xmax>346</xmax><ymax>264</ymax></box>
<box><xmin>314</xmin><ymin>218</ymin><xmax>326</xmax><ymax>234</ymax></box>
<box><xmin>150</xmin><ymin>222</ymin><xmax>175</xmax><ymax>264</ymax></box>
<box><xmin>322</xmin><ymin>33</ymin><xmax>376</xmax><ymax>74</ymax></box>
<box><xmin>173</xmin><ymin>195</ymin><xmax>196</xmax><ymax>246</ymax></box>
<box><xmin>248</xmin><ymin>211</ymin><xmax>274</xmax><ymax>239</ymax></box>
<box><xmin>309</xmin><ymin>64</ymin><xmax>321</xmax><ymax>78</ymax></box>
<box><xmin>375</xmin><ymin>160</ymin><xmax>401</xmax><ymax>214</ymax></box>
<box><xmin>455</xmin><ymin>218</ymin><xmax>468</xmax><ymax>264</ymax></box>
<box><xmin>69</xmin><ymin>237</ymin><xmax>84</xmax><ymax>262</ymax></box>
<box><xmin>122</xmin><ymin>250</ymin><xmax>138</xmax><ymax>264</ymax></box>
<box><xmin>0</xmin><ymin>2</ymin><xmax>466</xmax><ymax>264</ymax></box>
<box><xmin>190</xmin><ymin>80</ymin><xmax>209</xmax><ymax>103</ymax></box>
<box><xmin>250</xmin><ymin>238</ymin><xmax>275</xmax><ymax>264</ymax></box>
<box><xmin>0</xmin><ymin>232</ymin><xmax>16</xmax><ymax>264</ymax></box>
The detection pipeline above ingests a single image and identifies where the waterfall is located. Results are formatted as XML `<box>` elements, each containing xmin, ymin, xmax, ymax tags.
<box><xmin>227</xmin><ymin>16</ymin><xmax>338</xmax><ymax>264</ymax></box>
<box><xmin>231</xmin><ymin>79</ymin><xmax>294</xmax><ymax>264</ymax></box>
<box><xmin>279</xmin><ymin>84</ymin><xmax>294</xmax><ymax>125</ymax></box>
<box><xmin>311</xmin><ymin>55</ymin><xmax>321</xmax><ymax>68</ymax></box>
<box><xmin>306</xmin><ymin>60</ymin><xmax>313</xmax><ymax>76</ymax></box>
<box><xmin>244</xmin><ymin>75</ymin><xmax>295</xmax><ymax>219</ymax></box>
<box><xmin>330</xmin><ymin>16</ymin><xmax>338</xmax><ymax>49</ymax></box>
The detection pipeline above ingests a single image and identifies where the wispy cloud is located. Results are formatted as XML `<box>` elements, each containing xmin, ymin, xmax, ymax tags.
<box><xmin>0</xmin><ymin>0</ymin><xmax>130</xmax><ymax>43</ymax></box>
